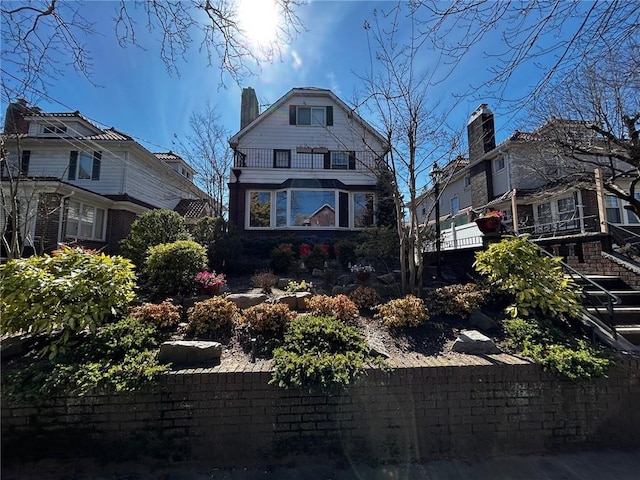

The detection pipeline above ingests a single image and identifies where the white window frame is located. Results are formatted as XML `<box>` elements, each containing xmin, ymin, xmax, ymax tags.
<box><xmin>331</xmin><ymin>151</ymin><xmax>348</xmax><ymax>170</ymax></box>
<box><xmin>65</xmin><ymin>200</ymin><xmax>106</xmax><ymax>241</ymax></box>
<box><xmin>42</xmin><ymin>124</ymin><xmax>67</xmax><ymax>135</ymax></box>
<box><xmin>297</xmin><ymin>106</ymin><xmax>326</xmax><ymax>126</ymax></box>
<box><xmin>493</xmin><ymin>157</ymin><xmax>505</xmax><ymax>172</ymax></box>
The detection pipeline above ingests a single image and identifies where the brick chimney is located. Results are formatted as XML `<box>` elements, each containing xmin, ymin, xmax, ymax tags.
<box><xmin>467</xmin><ymin>104</ymin><xmax>496</xmax><ymax>163</ymax></box>
<box><xmin>240</xmin><ymin>87</ymin><xmax>259</xmax><ymax>130</ymax></box>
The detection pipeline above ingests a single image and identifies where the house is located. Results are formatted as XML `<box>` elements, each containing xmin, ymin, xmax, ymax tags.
<box><xmin>1</xmin><ymin>100</ymin><xmax>211</xmax><ymax>257</ymax></box>
<box><xmin>227</xmin><ymin>87</ymin><xmax>389</xmax><ymax>238</ymax></box>
<box><xmin>421</xmin><ymin>104</ymin><xmax>640</xmax><ymax>251</ymax></box>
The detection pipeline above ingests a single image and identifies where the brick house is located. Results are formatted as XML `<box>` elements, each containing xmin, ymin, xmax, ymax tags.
<box><xmin>1</xmin><ymin>100</ymin><xmax>211</xmax><ymax>256</ymax></box>
<box><xmin>227</xmin><ymin>87</ymin><xmax>389</xmax><ymax>239</ymax></box>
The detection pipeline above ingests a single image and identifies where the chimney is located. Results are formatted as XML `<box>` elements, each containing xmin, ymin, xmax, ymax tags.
<box><xmin>467</xmin><ymin>104</ymin><xmax>496</xmax><ymax>163</ymax></box>
<box><xmin>240</xmin><ymin>87</ymin><xmax>259</xmax><ymax>130</ymax></box>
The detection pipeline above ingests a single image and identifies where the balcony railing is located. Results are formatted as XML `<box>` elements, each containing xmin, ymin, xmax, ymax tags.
<box><xmin>233</xmin><ymin>148</ymin><xmax>381</xmax><ymax>171</ymax></box>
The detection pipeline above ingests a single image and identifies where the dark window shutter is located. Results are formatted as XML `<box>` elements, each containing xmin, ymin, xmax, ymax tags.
<box><xmin>348</xmin><ymin>151</ymin><xmax>356</xmax><ymax>170</ymax></box>
<box><xmin>326</xmin><ymin>106</ymin><xmax>333</xmax><ymax>126</ymax></box>
<box><xmin>339</xmin><ymin>192</ymin><xmax>349</xmax><ymax>228</ymax></box>
<box><xmin>68</xmin><ymin>151</ymin><xmax>78</xmax><ymax>180</ymax></box>
<box><xmin>92</xmin><ymin>151</ymin><xmax>102</xmax><ymax>180</ymax></box>
<box><xmin>324</xmin><ymin>152</ymin><xmax>331</xmax><ymax>169</ymax></box>
<box><xmin>21</xmin><ymin>151</ymin><xmax>30</xmax><ymax>175</ymax></box>
<box><xmin>289</xmin><ymin>105</ymin><xmax>296</xmax><ymax>125</ymax></box>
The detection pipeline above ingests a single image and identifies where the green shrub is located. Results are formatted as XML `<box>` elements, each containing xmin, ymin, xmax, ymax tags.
<box><xmin>474</xmin><ymin>236</ymin><xmax>581</xmax><ymax>319</ymax></box>
<box><xmin>270</xmin><ymin>244</ymin><xmax>297</xmax><ymax>274</ymax></box>
<box><xmin>192</xmin><ymin>216</ymin><xmax>242</xmax><ymax>272</ymax></box>
<box><xmin>120</xmin><ymin>209</ymin><xmax>191</xmax><ymax>269</ymax></box>
<box><xmin>0</xmin><ymin>246</ymin><xmax>135</xmax><ymax>358</ymax></box>
<box><xmin>503</xmin><ymin>317</ymin><xmax>612</xmax><ymax>379</ymax></box>
<box><xmin>4</xmin><ymin>316</ymin><xmax>166</xmax><ymax>400</ymax></box>
<box><xmin>284</xmin><ymin>279</ymin><xmax>311</xmax><ymax>293</ymax></box>
<box><xmin>375</xmin><ymin>295</ymin><xmax>429</xmax><ymax>328</ymax></box>
<box><xmin>302</xmin><ymin>244</ymin><xmax>329</xmax><ymax>272</ymax></box>
<box><xmin>187</xmin><ymin>296</ymin><xmax>240</xmax><ymax>337</ymax></box>
<box><xmin>427</xmin><ymin>283</ymin><xmax>488</xmax><ymax>317</ymax></box>
<box><xmin>348</xmin><ymin>286</ymin><xmax>381</xmax><ymax>310</ymax></box>
<box><xmin>334</xmin><ymin>239</ymin><xmax>357</xmax><ymax>269</ymax></box>
<box><xmin>356</xmin><ymin>226</ymin><xmax>399</xmax><ymax>270</ymax></box>
<box><xmin>144</xmin><ymin>240</ymin><xmax>207</xmax><ymax>297</ymax></box>
<box><xmin>130</xmin><ymin>301</ymin><xmax>182</xmax><ymax>329</ymax></box>
<box><xmin>306</xmin><ymin>294</ymin><xmax>359</xmax><ymax>323</ymax></box>
<box><xmin>241</xmin><ymin>303</ymin><xmax>296</xmax><ymax>335</ymax></box>
<box><xmin>270</xmin><ymin>316</ymin><xmax>370</xmax><ymax>392</ymax></box>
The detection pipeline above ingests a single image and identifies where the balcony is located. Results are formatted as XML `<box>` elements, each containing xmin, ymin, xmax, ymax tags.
<box><xmin>233</xmin><ymin>148</ymin><xmax>381</xmax><ymax>171</ymax></box>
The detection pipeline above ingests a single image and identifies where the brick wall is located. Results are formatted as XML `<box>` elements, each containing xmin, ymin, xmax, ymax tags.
<box><xmin>3</xmin><ymin>357</ymin><xmax>640</xmax><ymax>466</ymax></box>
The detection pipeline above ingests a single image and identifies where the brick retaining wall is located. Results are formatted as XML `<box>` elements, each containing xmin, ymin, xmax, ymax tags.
<box><xmin>3</xmin><ymin>354</ymin><xmax>640</xmax><ymax>467</ymax></box>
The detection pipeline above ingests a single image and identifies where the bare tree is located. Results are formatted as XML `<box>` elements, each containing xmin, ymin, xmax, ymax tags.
<box><xmin>174</xmin><ymin>103</ymin><xmax>232</xmax><ymax>218</ymax></box>
<box><xmin>525</xmin><ymin>41</ymin><xmax>640</xmax><ymax>218</ymax></box>
<box><xmin>357</xmin><ymin>4</ymin><xmax>458</xmax><ymax>295</ymax></box>
<box><xmin>414</xmin><ymin>0</ymin><xmax>640</xmax><ymax>106</ymax></box>
<box><xmin>1</xmin><ymin>0</ymin><xmax>305</xmax><ymax>97</ymax></box>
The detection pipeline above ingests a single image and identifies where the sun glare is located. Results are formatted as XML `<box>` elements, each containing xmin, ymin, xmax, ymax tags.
<box><xmin>238</xmin><ymin>0</ymin><xmax>280</xmax><ymax>48</ymax></box>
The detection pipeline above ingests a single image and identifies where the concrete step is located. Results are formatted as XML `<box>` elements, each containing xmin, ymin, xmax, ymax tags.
<box><xmin>571</xmin><ymin>275</ymin><xmax>630</xmax><ymax>290</ymax></box>
<box><xmin>586</xmin><ymin>306</ymin><xmax>640</xmax><ymax>325</ymax></box>
<box><xmin>583</xmin><ymin>290</ymin><xmax>640</xmax><ymax>306</ymax></box>
<box><xmin>615</xmin><ymin>325</ymin><xmax>640</xmax><ymax>345</ymax></box>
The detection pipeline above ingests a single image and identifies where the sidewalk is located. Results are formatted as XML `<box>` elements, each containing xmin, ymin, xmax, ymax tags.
<box><xmin>4</xmin><ymin>449</ymin><xmax>640</xmax><ymax>479</ymax></box>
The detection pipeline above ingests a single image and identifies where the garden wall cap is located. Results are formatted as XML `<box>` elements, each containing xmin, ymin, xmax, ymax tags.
<box><xmin>452</xmin><ymin>329</ymin><xmax>501</xmax><ymax>354</ymax></box>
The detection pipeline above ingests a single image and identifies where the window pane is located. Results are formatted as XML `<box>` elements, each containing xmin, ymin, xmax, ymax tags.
<box><xmin>606</xmin><ymin>195</ymin><xmax>621</xmax><ymax>223</ymax></box>
<box><xmin>66</xmin><ymin>200</ymin><xmax>80</xmax><ymax>236</ymax></box>
<box><xmin>354</xmin><ymin>193</ymin><xmax>374</xmax><ymax>228</ymax></box>
<box><xmin>297</xmin><ymin>107</ymin><xmax>311</xmax><ymax>125</ymax></box>
<box><xmin>290</xmin><ymin>190</ymin><xmax>335</xmax><ymax>226</ymax></box>
<box><xmin>311</xmin><ymin>108</ymin><xmax>325</xmax><ymax>126</ymax></box>
<box><xmin>339</xmin><ymin>192</ymin><xmax>349</xmax><ymax>228</ymax></box>
<box><xmin>450</xmin><ymin>196</ymin><xmax>459</xmax><ymax>215</ymax></box>
<box><xmin>627</xmin><ymin>194</ymin><xmax>640</xmax><ymax>224</ymax></box>
<box><xmin>78</xmin><ymin>152</ymin><xmax>92</xmax><ymax>179</ymax></box>
<box><xmin>276</xmin><ymin>191</ymin><xmax>287</xmax><ymax>227</ymax></box>
<box><xmin>80</xmin><ymin>204</ymin><xmax>94</xmax><ymax>237</ymax></box>
<box><xmin>249</xmin><ymin>192</ymin><xmax>271</xmax><ymax>227</ymax></box>
<box><xmin>536</xmin><ymin>202</ymin><xmax>552</xmax><ymax>232</ymax></box>
<box><xmin>275</xmin><ymin>150</ymin><xmax>290</xmax><ymax>168</ymax></box>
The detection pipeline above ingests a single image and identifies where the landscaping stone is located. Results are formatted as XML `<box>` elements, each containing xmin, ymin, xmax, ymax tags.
<box><xmin>296</xmin><ymin>292</ymin><xmax>313</xmax><ymax>311</ymax></box>
<box><xmin>277</xmin><ymin>278</ymin><xmax>292</xmax><ymax>289</ymax></box>
<box><xmin>452</xmin><ymin>329</ymin><xmax>501</xmax><ymax>354</ymax></box>
<box><xmin>469</xmin><ymin>310</ymin><xmax>499</xmax><ymax>331</ymax></box>
<box><xmin>158</xmin><ymin>340</ymin><xmax>222</xmax><ymax>365</ymax></box>
<box><xmin>277</xmin><ymin>294</ymin><xmax>299</xmax><ymax>310</ymax></box>
<box><xmin>225</xmin><ymin>293</ymin><xmax>269</xmax><ymax>309</ymax></box>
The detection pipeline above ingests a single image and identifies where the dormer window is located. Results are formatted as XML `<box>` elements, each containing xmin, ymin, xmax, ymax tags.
<box><xmin>42</xmin><ymin>124</ymin><xmax>67</xmax><ymax>135</ymax></box>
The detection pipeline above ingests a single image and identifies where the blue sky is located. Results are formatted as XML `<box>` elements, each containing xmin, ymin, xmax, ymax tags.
<box><xmin>1</xmin><ymin>1</ymin><xmax>571</xmax><ymax>156</ymax></box>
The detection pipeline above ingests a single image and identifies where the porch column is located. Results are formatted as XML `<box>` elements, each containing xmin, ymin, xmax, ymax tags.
<box><xmin>594</xmin><ymin>167</ymin><xmax>608</xmax><ymax>233</ymax></box>
<box><xmin>510</xmin><ymin>189</ymin><xmax>518</xmax><ymax>233</ymax></box>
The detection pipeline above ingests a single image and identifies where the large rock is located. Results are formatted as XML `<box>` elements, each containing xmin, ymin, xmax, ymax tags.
<box><xmin>296</xmin><ymin>292</ymin><xmax>313</xmax><ymax>311</ymax></box>
<box><xmin>158</xmin><ymin>340</ymin><xmax>222</xmax><ymax>365</ymax></box>
<box><xmin>277</xmin><ymin>278</ymin><xmax>293</xmax><ymax>289</ymax></box>
<box><xmin>451</xmin><ymin>329</ymin><xmax>501</xmax><ymax>354</ymax></box>
<box><xmin>225</xmin><ymin>293</ymin><xmax>269</xmax><ymax>309</ymax></box>
<box><xmin>277</xmin><ymin>294</ymin><xmax>298</xmax><ymax>310</ymax></box>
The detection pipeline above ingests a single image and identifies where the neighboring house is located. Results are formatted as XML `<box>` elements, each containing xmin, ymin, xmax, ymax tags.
<box><xmin>1</xmin><ymin>100</ymin><xmax>211</xmax><ymax>256</ymax></box>
<box><xmin>227</xmin><ymin>87</ymin><xmax>389</xmax><ymax>238</ymax></box>
<box><xmin>421</xmin><ymin>104</ymin><xmax>640</xmax><ymax>251</ymax></box>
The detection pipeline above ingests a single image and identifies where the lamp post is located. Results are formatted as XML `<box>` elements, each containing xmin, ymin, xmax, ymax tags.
<box><xmin>430</xmin><ymin>163</ymin><xmax>443</xmax><ymax>279</ymax></box>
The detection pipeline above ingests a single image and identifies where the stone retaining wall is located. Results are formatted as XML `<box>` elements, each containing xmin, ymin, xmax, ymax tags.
<box><xmin>3</xmin><ymin>354</ymin><xmax>640</xmax><ymax>467</ymax></box>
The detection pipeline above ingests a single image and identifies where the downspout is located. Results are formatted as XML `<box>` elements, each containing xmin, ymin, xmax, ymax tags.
<box><xmin>56</xmin><ymin>191</ymin><xmax>74</xmax><ymax>248</ymax></box>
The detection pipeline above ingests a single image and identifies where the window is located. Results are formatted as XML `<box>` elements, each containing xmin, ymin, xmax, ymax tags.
<box><xmin>557</xmin><ymin>195</ymin><xmax>578</xmax><ymax>229</ymax></box>
<box><xmin>43</xmin><ymin>124</ymin><xmax>67</xmax><ymax>134</ymax></box>
<box><xmin>493</xmin><ymin>157</ymin><xmax>505</xmax><ymax>172</ymax></box>
<box><xmin>464</xmin><ymin>176</ymin><xmax>471</xmax><ymax>189</ymax></box>
<box><xmin>536</xmin><ymin>202</ymin><xmax>553</xmax><ymax>232</ymax></box>
<box><xmin>247</xmin><ymin>189</ymin><xmax>375</xmax><ymax>229</ymax></box>
<box><xmin>249</xmin><ymin>191</ymin><xmax>271</xmax><ymax>227</ymax></box>
<box><xmin>331</xmin><ymin>152</ymin><xmax>348</xmax><ymax>170</ymax></box>
<box><xmin>605</xmin><ymin>195</ymin><xmax>621</xmax><ymax>223</ymax></box>
<box><xmin>68</xmin><ymin>150</ymin><xmax>101</xmax><ymax>181</ymax></box>
<box><xmin>65</xmin><ymin>200</ymin><xmax>105</xmax><ymax>240</ymax></box>
<box><xmin>354</xmin><ymin>193</ymin><xmax>374</xmax><ymax>228</ymax></box>
<box><xmin>289</xmin><ymin>105</ymin><xmax>333</xmax><ymax>126</ymax></box>
<box><xmin>273</xmin><ymin>149</ymin><xmax>291</xmax><ymax>168</ymax></box>
<box><xmin>627</xmin><ymin>193</ymin><xmax>640</xmax><ymax>224</ymax></box>
<box><xmin>291</xmin><ymin>190</ymin><xmax>335</xmax><ymax>226</ymax></box>
<box><xmin>1</xmin><ymin>150</ymin><xmax>30</xmax><ymax>177</ymax></box>
<box><xmin>450</xmin><ymin>195</ymin><xmax>459</xmax><ymax>216</ymax></box>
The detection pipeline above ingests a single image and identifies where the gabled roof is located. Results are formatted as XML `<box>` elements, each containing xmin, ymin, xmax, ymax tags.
<box><xmin>229</xmin><ymin>87</ymin><xmax>389</xmax><ymax>149</ymax></box>
<box><xmin>24</xmin><ymin>110</ymin><xmax>103</xmax><ymax>134</ymax></box>
<box><xmin>174</xmin><ymin>198</ymin><xmax>211</xmax><ymax>219</ymax></box>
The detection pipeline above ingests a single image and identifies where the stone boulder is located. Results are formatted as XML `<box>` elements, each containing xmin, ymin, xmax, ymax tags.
<box><xmin>277</xmin><ymin>294</ymin><xmax>299</xmax><ymax>310</ymax></box>
<box><xmin>296</xmin><ymin>292</ymin><xmax>313</xmax><ymax>311</ymax></box>
<box><xmin>225</xmin><ymin>293</ymin><xmax>269</xmax><ymax>309</ymax></box>
<box><xmin>158</xmin><ymin>340</ymin><xmax>222</xmax><ymax>365</ymax></box>
<box><xmin>451</xmin><ymin>329</ymin><xmax>500</xmax><ymax>354</ymax></box>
